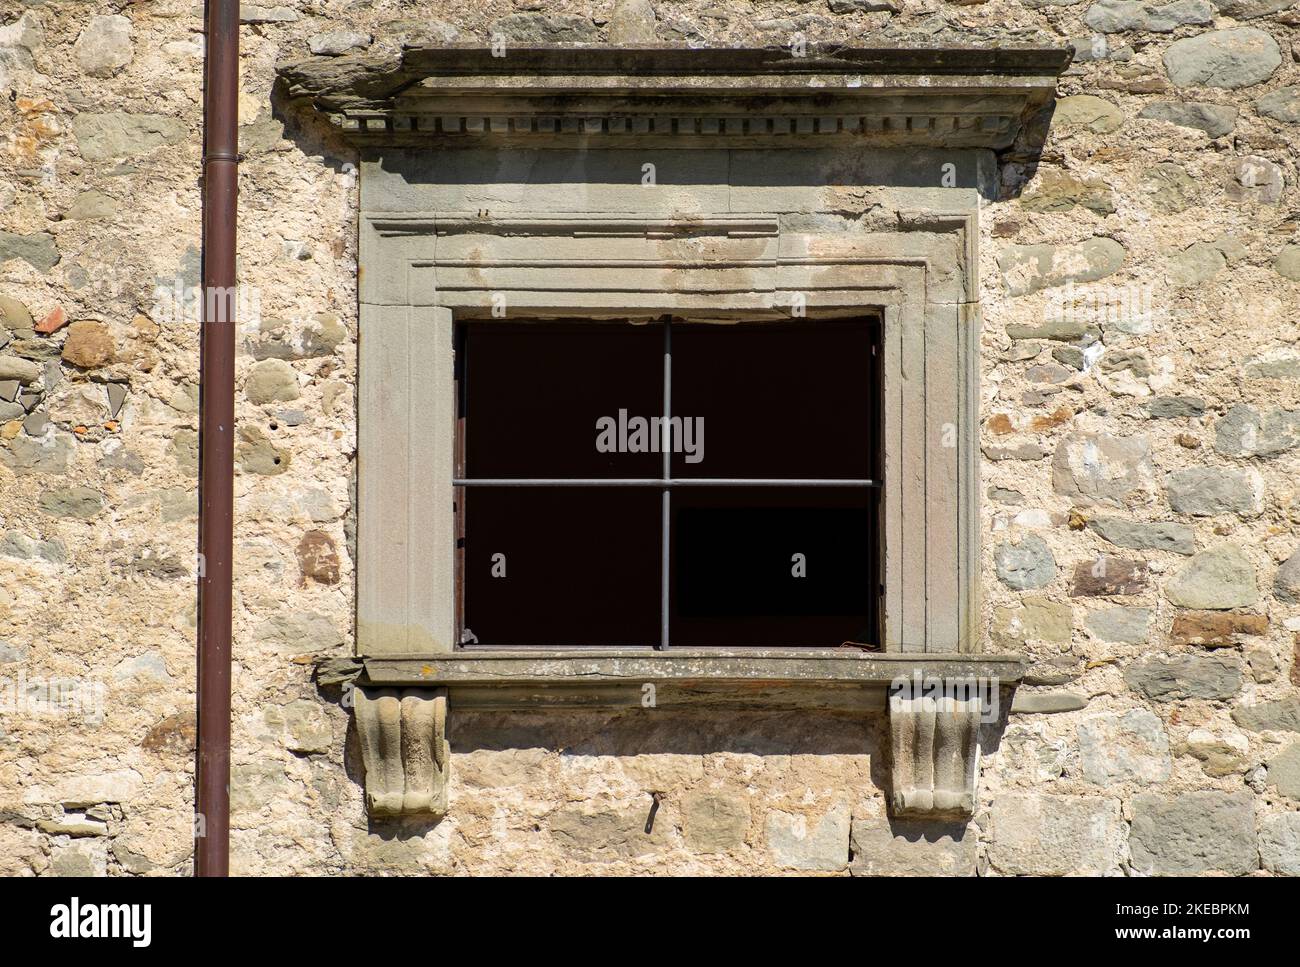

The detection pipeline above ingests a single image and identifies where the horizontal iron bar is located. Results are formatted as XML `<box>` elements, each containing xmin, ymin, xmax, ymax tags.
<box><xmin>453</xmin><ymin>478</ymin><xmax>881</xmax><ymax>488</ymax></box>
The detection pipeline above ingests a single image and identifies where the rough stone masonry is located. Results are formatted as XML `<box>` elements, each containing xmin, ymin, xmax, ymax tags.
<box><xmin>0</xmin><ymin>0</ymin><xmax>1299</xmax><ymax>876</ymax></box>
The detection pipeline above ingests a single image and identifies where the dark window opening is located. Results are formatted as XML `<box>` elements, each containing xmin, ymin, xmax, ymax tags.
<box><xmin>455</xmin><ymin>318</ymin><xmax>882</xmax><ymax>649</ymax></box>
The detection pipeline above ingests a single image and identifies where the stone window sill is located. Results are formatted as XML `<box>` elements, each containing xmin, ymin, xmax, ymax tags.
<box><xmin>361</xmin><ymin>651</ymin><xmax>1024</xmax><ymax>711</ymax></box>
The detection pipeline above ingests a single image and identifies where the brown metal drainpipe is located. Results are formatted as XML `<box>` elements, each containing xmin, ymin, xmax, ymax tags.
<box><xmin>196</xmin><ymin>0</ymin><xmax>239</xmax><ymax>878</ymax></box>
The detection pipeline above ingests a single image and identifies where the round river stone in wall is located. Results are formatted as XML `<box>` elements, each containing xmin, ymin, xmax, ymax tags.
<box><xmin>1163</xmin><ymin>28</ymin><xmax>1282</xmax><ymax>89</ymax></box>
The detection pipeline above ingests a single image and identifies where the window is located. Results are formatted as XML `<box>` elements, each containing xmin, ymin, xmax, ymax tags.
<box><xmin>329</xmin><ymin>42</ymin><xmax>1060</xmax><ymax>819</ymax></box>
<box><xmin>455</xmin><ymin>317</ymin><xmax>882</xmax><ymax>649</ymax></box>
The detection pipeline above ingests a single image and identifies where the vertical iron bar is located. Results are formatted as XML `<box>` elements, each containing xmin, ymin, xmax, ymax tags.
<box><xmin>660</xmin><ymin>318</ymin><xmax>671</xmax><ymax>650</ymax></box>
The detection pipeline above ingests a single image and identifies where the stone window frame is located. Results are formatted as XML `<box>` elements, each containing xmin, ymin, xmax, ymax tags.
<box><xmin>356</xmin><ymin>212</ymin><xmax>980</xmax><ymax>659</ymax></box>
<box><xmin>280</xmin><ymin>45</ymin><xmax>1071</xmax><ymax>820</ymax></box>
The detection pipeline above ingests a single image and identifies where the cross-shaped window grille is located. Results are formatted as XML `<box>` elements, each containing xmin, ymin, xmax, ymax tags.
<box><xmin>454</xmin><ymin>317</ymin><xmax>883</xmax><ymax>650</ymax></box>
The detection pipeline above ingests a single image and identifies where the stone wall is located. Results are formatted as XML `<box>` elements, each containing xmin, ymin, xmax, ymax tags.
<box><xmin>0</xmin><ymin>0</ymin><xmax>1298</xmax><ymax>876</ymax></box>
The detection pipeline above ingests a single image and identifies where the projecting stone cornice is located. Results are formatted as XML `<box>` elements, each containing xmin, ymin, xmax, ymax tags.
<box><xmin>277</xmin><ymin>44</ymin><xmax>1072</xmax><ymax>153</ymax></box>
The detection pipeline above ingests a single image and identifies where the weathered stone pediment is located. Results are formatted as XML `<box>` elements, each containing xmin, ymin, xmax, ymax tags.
<box><xmin>279</xmin><ymin>44</ymin><xmax>1071</xmax><ymax>157</ymax></box>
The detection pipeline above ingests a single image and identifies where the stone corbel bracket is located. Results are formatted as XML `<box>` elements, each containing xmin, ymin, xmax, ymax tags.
<box><xmin>355</xmin><ymin>686</ymin><xmax>449</xmax><ymax>819</ymax></box>
<box><xmin>888</xmin><ymin>675</ymin><xmax>991</xmax><ymax>819</ymax></box>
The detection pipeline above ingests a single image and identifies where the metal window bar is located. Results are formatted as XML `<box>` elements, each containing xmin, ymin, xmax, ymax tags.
<box><xmin>452</xmin><ymin>479</ymin><xmax>882</xmax><ymax>487</ymax></box>
<box><xmin>661</xmin><ymin>319</ymin><xmax>671</xmax><ymax>650</ymax></box>
<box><xmin>454</xmin><ymin>319</ymin><xmax>881</xmax><ymax>650</ymax></box>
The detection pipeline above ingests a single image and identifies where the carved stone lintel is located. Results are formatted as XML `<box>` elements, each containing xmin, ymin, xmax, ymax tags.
<box><xmin>355</xmin><ymin>686</ymin><xmax>449</xmax><ymax>819</ymax></box>
<box><xmin>278</xmin><ymin>45</ymin><xmax>1071</xmax><ymax>153</ymax></box>
<box><xmin>887</xmin><ymin>677</ymin><xmax>986</xmax><ymax>820</ymax></box>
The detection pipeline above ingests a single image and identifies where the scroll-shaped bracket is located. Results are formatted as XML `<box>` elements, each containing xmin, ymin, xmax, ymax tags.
<box><xmin>355</xmin><ymin>686</ymin><xmax>449</xmax><ymax>819</ymax></box>
<box><xmin>888</xmin><ymin>675</ymin><xmax>989</xmax><ymax>819</ymax></box>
